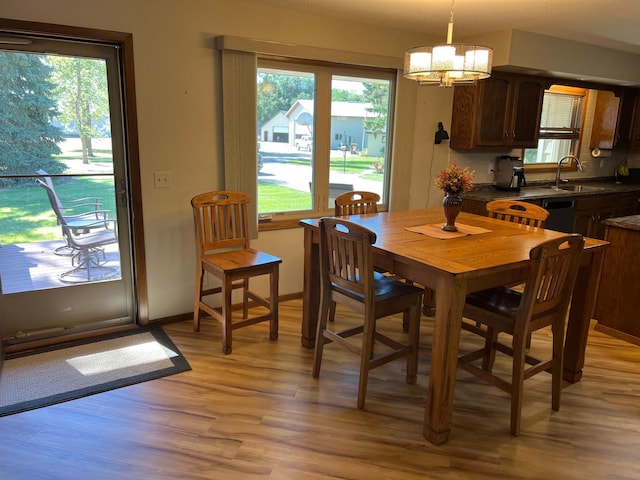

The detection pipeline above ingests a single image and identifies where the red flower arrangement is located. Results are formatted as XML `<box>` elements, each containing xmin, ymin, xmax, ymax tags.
<box><xmin>434</xmin><ymin>163</ymin><xmax>475</xmax><ymax>195</ymax></box>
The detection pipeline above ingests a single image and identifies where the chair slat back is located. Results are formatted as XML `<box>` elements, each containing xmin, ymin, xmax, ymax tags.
<box><xmin>191</xmin><ymin>191</ymin><xmax>250</xmax><ymax>253</ymax></box>
<box><xmin>320</xmin><ymin>217</ymin><xmax>376</xmax><ymax>297</ymax></box>
<box><xmin>486</xmin><ymin>200</ymin><xmax>549</xmax><ymax>228</ymax></box>
<box><xmin>334</xmin><ymin>191</ymin><xmax>380</xmax><ymax>216</ymax></box>
<box><xmin>519</xmin><ymin>234</ymin><xmax>584</xmax><ymax>324</ymax></box>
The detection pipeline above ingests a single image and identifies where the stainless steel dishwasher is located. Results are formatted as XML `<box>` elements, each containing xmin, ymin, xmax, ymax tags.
<box><xmin>542</xmin><ymin>198</ymin><xmax>576</xmax><ymax>232</ymax></box>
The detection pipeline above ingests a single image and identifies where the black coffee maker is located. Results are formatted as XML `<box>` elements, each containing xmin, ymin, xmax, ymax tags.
<box><xmin>495</xmin><ymin>155</ymin><xmax>526</xmax><ymax>191</ymax></box>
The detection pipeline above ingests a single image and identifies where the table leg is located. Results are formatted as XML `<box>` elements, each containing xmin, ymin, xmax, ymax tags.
<box><xmin>563</xmin><ymin>248</ymin><xmax>605</xmax><ymax>383</ymax></box>
<box><xmin>301</xmin><ymin>227</ymin><xmax>320</xmax><ymax>348</ymax></box>
<box><xmin>423</xmin><ymin>275</ymin><xmax>466</xmax><ymax>445</ymax></box>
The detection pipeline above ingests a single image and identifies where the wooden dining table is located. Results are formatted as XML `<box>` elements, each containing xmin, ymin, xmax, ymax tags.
<box><xmin>299</xmin><ymin>208</ymin><xmax>608</xmax><ymax>445</ymax></box>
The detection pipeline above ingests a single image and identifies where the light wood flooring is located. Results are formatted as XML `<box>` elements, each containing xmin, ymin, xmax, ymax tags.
<box><xmin>0</xmin><ymin>299</ymin><xmax>638</xmax><ymax>479</ymax></box>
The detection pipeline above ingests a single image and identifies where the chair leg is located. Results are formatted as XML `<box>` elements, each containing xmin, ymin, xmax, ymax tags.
<box><xmin>312</xmin><ymin>292</ymin><xmax>331</xmax><ymax>378</ymax></box>
<box><xmin>357</xmin><ymin>313</ymin><xmax>376</xmax><ymax>409</ymax></box>
<box><xmin>269</xmin><ymin>266</ymin><xmax>279</xmax><ymax>341</ymax></box>
<box><xmin>482</xmin><ymin>327</ymin><xmax>498</xmax><ymax>371</ymax></box>
<box><xmin>328</xmin><ymin>301</ymin><xmax>336</xmax><ymax>323</ymax></box>
<box><xmin>551</xmin><ymin>320</ymin><xmax>564</xmax><ymax>411</ymax></box>
<box><xmin>221</xmin><ymin>275</ymin><xmax>234</xmax><ymax>354</ymax></box>
<box><xmin>193</xmin><ymin>266</ymin><xmax>204</xmax><ymax>332</ymax></box>
<box><xmin>242</xmin><ymin>278</ymin><xmax>249</xmax><ymax>319</ymax></box>
<box><xmin>405</xmin><ymin>300</ymin><xmax>421</xmax><ymax>384</ymax></box>
<box><xmin>510</xmin><ymin>335</ymin><xmax>526</xmax><ymax>436</ymax></box>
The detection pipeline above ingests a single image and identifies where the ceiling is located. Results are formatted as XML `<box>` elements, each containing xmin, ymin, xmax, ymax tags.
<box><xmin>256</xmin><ymin>0</ymin><xmax>640</xmax><ymax>55</ymax></box>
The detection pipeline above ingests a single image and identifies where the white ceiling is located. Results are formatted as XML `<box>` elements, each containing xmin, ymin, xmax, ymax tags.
<box><xmin>256</xmin><ymin>0</ymin><xmax>640</xmax><ymax>55</ymax></box>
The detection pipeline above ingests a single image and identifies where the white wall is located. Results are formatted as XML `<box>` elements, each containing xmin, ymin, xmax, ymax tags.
<box><xmin>1</xmin><ymin>0</ymin><xmax>636</xmax><ymax>320</ymax></box>
<box><xmin>0</xmin><ymin>0</ymin><xmax>435</xmax><ymax>319</ymax></box>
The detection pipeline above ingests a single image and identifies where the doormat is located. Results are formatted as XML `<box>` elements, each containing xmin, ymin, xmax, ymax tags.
<box><xmin>0</xmin><ymin>325</ymin><xmax>191</xmax><ymax>417</ymax></box>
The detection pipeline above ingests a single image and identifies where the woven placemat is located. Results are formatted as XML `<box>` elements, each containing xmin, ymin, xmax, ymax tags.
<box><xmin>406</xmin><ymin>223</ymin><xmax>491</xmax><ymax>239</ymax></box>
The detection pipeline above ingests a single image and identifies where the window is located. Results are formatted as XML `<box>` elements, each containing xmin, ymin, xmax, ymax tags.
<box><xmin>523</xmin><ymin>86</ymin><xmax>587</xmax><ymax>170</ymax></box>
<box><xmin>256</xmin><ymin>58</ymin><xmax>394</xmax><ymax>217</ymax></box>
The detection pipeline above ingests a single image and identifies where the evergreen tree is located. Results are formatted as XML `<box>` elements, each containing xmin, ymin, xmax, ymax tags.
<box><xmin>0</xmin><ymin>52</ymin><xmax>64</xmax><ymax>187</ymax></box>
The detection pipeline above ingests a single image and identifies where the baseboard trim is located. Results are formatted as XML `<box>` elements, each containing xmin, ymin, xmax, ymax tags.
<box><xmin>594</xmin><ymin>323</ymin><xmax>640</xmax><ymax>347</ymax></box>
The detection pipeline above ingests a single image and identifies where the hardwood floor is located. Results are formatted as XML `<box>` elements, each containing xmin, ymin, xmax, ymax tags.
<box><xmin>0</xmin><ymin>299</ymin><xmax>638</xmax><ymax>479</ymax></box>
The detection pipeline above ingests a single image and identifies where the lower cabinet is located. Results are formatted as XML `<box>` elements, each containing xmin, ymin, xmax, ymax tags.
<box><xmin>594</xmin><ymin>224</ymin><xmax>640</xmax><ymax>345</ymax></box>
<box><xmin>460</xmin><ymin>198</ymin><xmax>490</xmax><ymax>216</ymax></box>
<box><xmin>573</xmin><ymin>195</ymin><xmax>617</xmax><ymax>239</ymax></box>
<box><xmin>616</xmin><ymin>192</ymin><xmax>640</xmax><ymax>216</ymax></box>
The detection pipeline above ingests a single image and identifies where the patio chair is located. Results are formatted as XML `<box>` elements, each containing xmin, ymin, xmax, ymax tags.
<box><xmin>35</xmin><ymin>170</ymin><xmax>111</xmax><ymax>256</ymax></box>
<box><xmin>37</xmin><ymin>178</ymin><xmax>118</xmax><ymax>283</ymax></box>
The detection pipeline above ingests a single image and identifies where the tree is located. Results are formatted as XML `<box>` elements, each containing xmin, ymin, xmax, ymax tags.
<box><xmin>257</xmin><ymin>73</ymin><xmax>314</xmax><ymax>126</ymax></box>
<box><xmin>48</xmin><ymin>56</ymin><xmax>109</xmax><ymax>164</ymax></box>
<box><xmin>362</xmin><ymin>82</ymin><xmax>389</xmax><ymax>142</ymax></box>
<box><xmin>0</xmin><ymin>52</ymin><xmax>63</xmax><ymax>187</ymax></box>
<box><xmin>332</xmin><ymin>89</ymin><xmax>363</xmax><ymax>102</ymax></box>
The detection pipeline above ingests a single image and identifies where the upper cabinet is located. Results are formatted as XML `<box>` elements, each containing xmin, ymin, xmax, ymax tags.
<box><xmin>450</xmin><ymin>73</ymin><xmax>548</xmax><ymax>150</ymax></box>
<box><xmin>590</xmin><ymin>88</ymin><xmax>640</xmax><ymax>150</ymax></box>
<box><xmin>631</xmin><ymin>94</ymin><xmax>640</xmax><ymax>150</ymax></box>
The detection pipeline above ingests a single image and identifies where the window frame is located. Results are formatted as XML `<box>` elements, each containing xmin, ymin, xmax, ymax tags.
<box><xmin>216</xmin><ymin>35</ymin><xmax>404</xmax><ymax>234</ymax></box>
<box><xmin>521</xmin><ymin>85</ymin><xmax>589</xmax><ymax>173</ymax></box>
<box><xmin>256</xmin><ymin>56</ymin><xmax>396</xmax><ymax>225</ymax></box>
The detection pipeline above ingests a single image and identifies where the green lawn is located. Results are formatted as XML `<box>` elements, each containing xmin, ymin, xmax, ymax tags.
<box><xmin>0</xmin><ymin>177</ymin><xmax>116</xmax><ymax>244</ymax></box>
<box><xmin>257</xmin><ymin>153</ymin><xmax>383</xmax><ymax>213</ymax></box>
<box><xmin>258</xmin><ymin>182</ymin><xmax>311</xmax><ymax>212</ymax></box>
<box><xmin>2</xmin><ymin>146</ymin><xmax>383</xmax><ymax>243</ymax></box>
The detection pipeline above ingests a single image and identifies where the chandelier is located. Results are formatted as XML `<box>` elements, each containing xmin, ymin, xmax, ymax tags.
<box><xmin>403</xmin><ymin>0</ymin><xmax>493</xmax><ymax>87</ymax></box>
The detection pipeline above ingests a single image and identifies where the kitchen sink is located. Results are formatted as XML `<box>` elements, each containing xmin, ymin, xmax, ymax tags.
<box><xmin>545</xmin><ymin>184</ymin><xmax>606</xmax><ymax>192</ymax></box>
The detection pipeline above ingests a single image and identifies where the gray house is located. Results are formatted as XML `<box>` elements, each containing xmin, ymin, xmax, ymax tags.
<box><xmin>284</xmin><ymin>99</ymin><xmax>385</xmax><ymax>155</ymax></box>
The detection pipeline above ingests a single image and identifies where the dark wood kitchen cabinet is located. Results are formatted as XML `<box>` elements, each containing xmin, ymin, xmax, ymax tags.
<box><xmin>631</xmin><ymin>94</ymin><xmax>640</xmax><ymax>149</ymax></box>
<box><xmin>571</xmin><ymin>191</ymin><xmax>640</xmax><ymax>239</ymax></box>
<box><xmin>594</xmin><ymin>217</ymin><xmax>640</xmax><ymax>346</ymax></box>
<box><xmin>590</xmin><ymin>88</ymin><xmax>639</xmax><ymax>150</ymax></box>
<box><xmin>572</xmin><ymin>195</ymin><xmax>617</xmax><ymax>239</ymax></box>
<box><xmin>450</xmin><ymin>72</ymin><xmax>548</xmax><ymax>149</ymax></box>
<box><xmin>616</xmin><ymin>192</ymin><xmax>640</xmax><ymax>216</ymax></box>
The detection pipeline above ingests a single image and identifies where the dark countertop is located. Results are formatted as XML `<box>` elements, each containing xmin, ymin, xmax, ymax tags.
<box><xmin>602</xmin><ymin>215</ymin><xmax>640</xmax><ymax>232</ymax></box>
<box><xmin>463</xmin><ymin>181</ymin><xmax>640</xmax><ymax>202</ymax></box>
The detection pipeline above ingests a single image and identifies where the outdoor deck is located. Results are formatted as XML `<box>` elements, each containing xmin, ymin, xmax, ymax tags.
<box><xmin>0</xmin><ymin>240</ymin><xmax>121</xmax><ymax>294</ymax></box>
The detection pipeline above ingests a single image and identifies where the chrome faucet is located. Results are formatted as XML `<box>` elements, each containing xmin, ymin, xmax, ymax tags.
<box><xmin>554</xmin><ymin>155</ymin><xmax>585</xmax><ymax>189</ymax></box>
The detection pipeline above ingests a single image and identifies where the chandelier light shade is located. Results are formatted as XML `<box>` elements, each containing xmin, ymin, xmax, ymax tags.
<box><xmin>404</xmin><ymin>0</ymin><xmax>493</xmax><ymax>87</ymax></box>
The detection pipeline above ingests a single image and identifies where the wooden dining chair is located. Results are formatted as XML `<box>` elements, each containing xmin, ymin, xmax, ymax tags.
<box><xmin>465</xmin><ymin>199</ymin><xmax>552</xmax><ymax>342</ymax></box>
<box><xmin>458</xmin><ymin>234</ymin><xmax>584</xmax><ymax>435</ymax></box>
<box><xmin>191</xmin><ymin>191</ymin><xmax>282</xmax><ymax>354</ymax></box>
<box><xmin>334</xmin><ymin>191</ymin><xmax>380</xmax><ymax>216</ymax></box>
<box><xmin>486</xmin><ymin>199</ymin><xmax>549</xmax><ymax>227</ymax></box>
<box><xmin>335</xmin><ymin>190</ymin><xmax>437</xmax><ymax>320</ymax></box>
<box><xmin>312</xmin><ymin>217</ymin><xmax>424</xmax><ymax>409</ymax></box>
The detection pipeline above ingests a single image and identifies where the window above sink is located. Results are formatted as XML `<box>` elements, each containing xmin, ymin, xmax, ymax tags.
<box><xmin>522</xmin><ymin>85</ymin><xmax>587</xmax><ymax>173</ymax></box>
